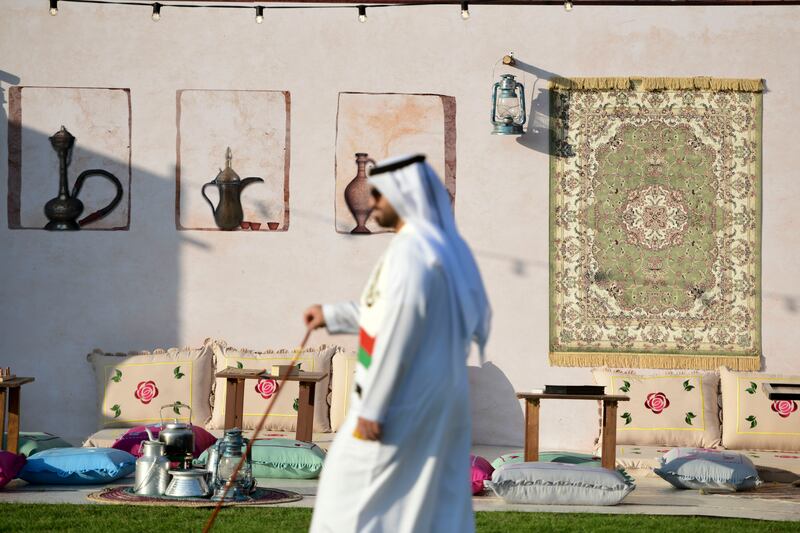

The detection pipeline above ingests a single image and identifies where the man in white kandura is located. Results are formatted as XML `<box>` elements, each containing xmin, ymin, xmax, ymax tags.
<box><xmin>303</xmin><ymin>154</ymin><xmax>491</xmax><ymax>533</ymax></box>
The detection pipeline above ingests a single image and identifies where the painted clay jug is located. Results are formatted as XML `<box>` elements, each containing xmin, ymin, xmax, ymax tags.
<box><xmin>343</xmin><ymin>152</ymin><xmax>376</xmax><ymax>234</ymax></box>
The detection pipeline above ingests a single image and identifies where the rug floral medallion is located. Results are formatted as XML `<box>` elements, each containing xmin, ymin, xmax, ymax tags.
<box><xmin>549</xmin><ymin>77</ymin><xmax>762</xmax><ymax>370</ymax></box>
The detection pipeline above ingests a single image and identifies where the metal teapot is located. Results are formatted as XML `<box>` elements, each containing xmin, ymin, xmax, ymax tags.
<box><xmin>43</xmin><ymin>126</ymin><xmax>124</xmax><ymax>231</ymax></box>
<box><xmin>201</xmin><ymin>147</ymin><xmax>263</xmax><ymax>230</ymax></box>
<box><xmin>159</xmin><ymin>403</ymin><xmax>194</xmax><ymax>464</ymax></box>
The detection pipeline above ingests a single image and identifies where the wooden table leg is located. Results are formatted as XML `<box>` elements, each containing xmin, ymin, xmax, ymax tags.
<box><xmin>7</xmin><ymin>388</ymin><xmax>21</xmax><ymax>454</ymax></box>
<box><xmin>601</xmin><ymin>400</ymin><xmax>618</xmax><ymax>470</ymax></box>
<box><xmin>0</xmin><ymin>388</ymin><xmax>6</xmax><ymax>450</ymax></box>
<box><xmin>224</xmin><ymin>378</ymin><xmax>246</xmax><ymax>430</ymax></box>
<box><xmin>524</xmin><ymin>398</ymin><xmax>540</xmax><ymax>462</ymax></box>
<box><xmin>296</xmin><ymin>381</ymin><xmax>316</xmax><ymax>443</ymax></box>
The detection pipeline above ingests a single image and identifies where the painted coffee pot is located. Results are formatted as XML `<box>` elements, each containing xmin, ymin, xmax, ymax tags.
<box><xmin>201</xmin><ymin>147</ymin><xmax>264</xmax><ymax>230</ymax></box>
<box><xmin>344</xmin><ymin>152</ymin><xmax>376</xmax><ymax>234</ymax></box>
<box><xmin>43</xmin><ymin>126</ymin><xmax>124</xmax><ymax>230</ymax></box>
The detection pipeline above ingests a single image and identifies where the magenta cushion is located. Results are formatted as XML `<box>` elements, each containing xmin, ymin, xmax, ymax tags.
<box><xmin>0</xmin><ymin>451</ymin><xmax>26</xmax><ymax>488</ymax></box>
<box><xmin>111</xmin><ymin>425</ymin><xmax>216</xmax><ymax>458</ymax></box>
<box><xmin>470</xmin><ymin>454</ymin><xmax>494</xmax><ymax>495</ymax></box>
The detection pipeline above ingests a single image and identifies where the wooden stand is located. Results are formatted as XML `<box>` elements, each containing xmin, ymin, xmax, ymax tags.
<box><xmin>214</xmin><ymin>368</ymin><xmax>325</xmax><ymax>443</ymax></box>
<box><xmin>0</xmin><ymin>377</ymin><xmax>35</xmax><ymax>454</ymax></box>
<box><xmin>516</xmin><ymin>392</ymin><xmax>629</xmax><ymax>470</ymax></box>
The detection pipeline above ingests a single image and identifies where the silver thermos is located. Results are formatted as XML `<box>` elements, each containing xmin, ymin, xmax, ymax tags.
<box><xmin>134</xmin><ymin>440</ymin><xmax>171</xmax><ymax>496</ymax></box>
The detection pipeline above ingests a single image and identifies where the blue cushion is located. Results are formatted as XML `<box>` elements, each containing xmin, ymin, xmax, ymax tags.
<box><xmin>654</xmin><ymin>448</ymin><xmax>761</xmax><ymax>491</ymax></box>
<box><xmin>18</xmin><ymin>447</ymin><xmax>135</xmax><ymax>485</ymax></box>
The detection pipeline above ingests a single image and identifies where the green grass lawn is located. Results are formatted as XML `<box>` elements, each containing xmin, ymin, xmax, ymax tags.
<box><xmin>0</xmin><ymin>505</ymin><xmax>799</xmax><ymax>533</ymax></box>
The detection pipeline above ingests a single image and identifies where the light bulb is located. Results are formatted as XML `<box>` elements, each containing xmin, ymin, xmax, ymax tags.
<box><xmin>152</xmin><ymin>3</ymin><xmax>161</xmax><ymax>22</ymax></box>
<box><xmin>358</xmin><ymin>6</ymin><xmax>367</xmax><ymax>23</ymax></box>
<box><xmin>564</xmin><ymin>1</ymin><xmax>573</xmax><ymax>11</ymax></box>
<box><xmin>460</xmin><ymin>2</ymin><xmax>469</xmax><ymax>20</ymax></box>
<box><xmin>255</xmin><ymin>6</ymin><xmax>264</xmax><ymax>24</ymax></box>
<box><xmin>49</xmin><ymin>0</ymin><xmax>58</xmax><ymax>16</ymax></box>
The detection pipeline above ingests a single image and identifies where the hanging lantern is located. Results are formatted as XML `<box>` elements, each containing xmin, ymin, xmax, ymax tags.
<box><xmin>491</xmin><ymin>74</ymin><xmax>526</xmax><ymax>135</ymax></box>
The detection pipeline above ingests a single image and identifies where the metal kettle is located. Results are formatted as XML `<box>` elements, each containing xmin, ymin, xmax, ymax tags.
<box><xmin>201</xmin><ymin>147</ymin><xmax>263</xmax><ymax>230</ymax></box>
<box><xmin>159</xmin><ymin>403</ymin><xmax>195</xmax><ymax>463</ymax></box>
<box><xmin>43</xmin><ymin>126</ymin><xmax>124</xmax><ymax>231</ymax></box>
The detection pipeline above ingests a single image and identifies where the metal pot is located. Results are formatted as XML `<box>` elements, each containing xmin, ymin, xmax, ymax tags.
<box><xmin>165</xmin><ymin>469</ymin><xmax>210</xmax><ymax>498</ymax></box>
<box><xmin>159</xmin><ymin>403</ymin><xmax>194</xmax><ymax>462</ymax></box>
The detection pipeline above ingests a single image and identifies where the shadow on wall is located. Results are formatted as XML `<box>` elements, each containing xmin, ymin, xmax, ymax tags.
<box><xmin>469</xmin><ymin>362</ymin><xmax>525</xmax><ymax>447</ymax></box>
<box><xmin>0</xmin><ymin>74</ymin><xmax>188</xmax><ymax>443</ymax></box>
<box><xmin>503</xmin><ymin>60</ymin><xmax>561</xmax><ymax>156</ymax></box>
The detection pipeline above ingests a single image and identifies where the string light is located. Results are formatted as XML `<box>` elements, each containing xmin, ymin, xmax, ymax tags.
<box><xmin>49</xmin><ymin>0</ymin><xmax>58</xmax><ymax>16</ymax></box>
<box><xmin>358</xmin><ymin>5</ymin><xmax>367</xmax><ymax>23</ymax></box>
<box><xmin>151</xmin><ymin>2</ymin><xmax>161</xmax><ymax>21</ymax></box>
<box><xmin>460</xmin><ymin>1</ymin><xmax>470</xmax><ymax>20</ymax></box>
<box><xmin>564</xmin><ymin>1</ymin><xmax>573</xmax><ymax>11</ymax></box>
<box><xmin>255</xmin><ymin>6</ymin><xmax>264</xmax><ymax>24</ymax></box>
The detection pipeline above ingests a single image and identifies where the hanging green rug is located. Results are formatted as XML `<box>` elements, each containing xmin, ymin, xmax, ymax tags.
<box><xmin>549</xmin><ymin>77</ymin><xmax>762</xmax><ymax>370</ymax></box>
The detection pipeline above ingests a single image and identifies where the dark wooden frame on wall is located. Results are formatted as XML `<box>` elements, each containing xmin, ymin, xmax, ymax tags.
<box><xmin>174</xmin><ymin>89</ymin><xmax>291</xmax><ymax>232</ymax></box>
<box><xmin>7</xmin><ymin>86</ymin><xmax>132</xmax><ymax>231</ymax></box>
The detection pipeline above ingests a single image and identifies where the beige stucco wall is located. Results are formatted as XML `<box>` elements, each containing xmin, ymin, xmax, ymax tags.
<box><xmin>1</xmin><ymin>2</ymin><xmax>798</xmax><ymax>449</ymax></box>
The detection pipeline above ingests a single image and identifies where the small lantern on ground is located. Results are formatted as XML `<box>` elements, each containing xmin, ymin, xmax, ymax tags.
<box><xmin>491</xmin><ymin>74</ymin><xmax>526</xmax><ymax>135</ymax></box>
<box><xmin>211</xmin><ymin>428</ymin><xmax>256</xmax><ymax>501</ymax></box>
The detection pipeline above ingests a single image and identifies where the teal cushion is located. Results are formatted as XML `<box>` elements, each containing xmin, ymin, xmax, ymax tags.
<box><xmin>18</xmin><ymin>447</ymin><xmax>135</xmax><ymax>485</ymax></box>
<box><xmin>196</xmin><ymin>437</ymin><xmax>326</xmax><ymax>479</ymax></box>
<box><xmin>491</xmin><ymin>451</ymin><xmax>600</xmax><ymax>470</ymax></box>
<box><xmin>2</xmin><ymin>432</ymin><xmax>73</xmax><ymax>457</ymax></box>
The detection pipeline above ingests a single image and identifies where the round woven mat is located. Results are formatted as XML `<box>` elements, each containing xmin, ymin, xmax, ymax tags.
<box><xmin>87</xmin><ymin>486</ymin><xmax>302</xmax><ymax>507</ymax></box>
<box><xmin>713</xmin><ymin>482</ymin><xmax>800</xmax><ymax>502</ymax></box>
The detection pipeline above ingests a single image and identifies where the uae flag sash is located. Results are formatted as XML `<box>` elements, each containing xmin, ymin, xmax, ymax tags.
<box><xmin>358</xmin><ymin>328</ymin><xmax>376</xmax><ymax>369</ymax></box>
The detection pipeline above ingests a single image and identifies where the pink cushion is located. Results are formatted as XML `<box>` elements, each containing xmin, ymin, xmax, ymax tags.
<box><xmin>111</xmin><ymin>425</ymin><xmax>216</xmax><ymax>458</ymax></box>
<box><xmin>0</xmin><ymin>451</ymin><xmax>26</xmax><ymax>488</ymax></box>
<box><xmin>470</xmin><ymin>454</ymin><xmax>494</xmax><ymax>495</ymax></box>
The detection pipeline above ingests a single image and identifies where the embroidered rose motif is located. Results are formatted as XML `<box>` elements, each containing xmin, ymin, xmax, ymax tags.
<box><xmin>771</xmin><ymin>400</ymin><xmax>798</xmax><ymax>418</ymax></box>
<box><xmin>255</xmin><ymin>378</ymin><xmax>278</xmax><ymax>399</ymax></box>
<box><xmin>644</xmin><ymin>392</ymin><xmax>670</xmax><ymax>414</ymax></box>
<box><xmin>134</xmin><ymin>381</ymin><xmax>159</xmax><ymax>405</ymax></box>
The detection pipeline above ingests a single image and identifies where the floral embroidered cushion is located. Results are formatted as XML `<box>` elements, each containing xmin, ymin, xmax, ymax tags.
<box><xmin>654</xmin><ymin>447</ymin><xmax>761</xmax><ymax>491</ymax></box>
<box><xmin>87</xmin><ymin>341</ymin><xmax>215</xmax><ymax>429</ymax></box>
<box><xmin>0</xmin><ymin>451</ymin><xmax>26</xmax><ymax>488</ymax></box>
<box><xmin>207</xmin><ymin>341</ymin><xmax>338</xmax><ymax>432</ymax></box>
<box><xmin>593</xmin><ymin>370</ymin><xmax>721</xmax><ymax>448</ymax></box>
<box><xmin>330</xmin><ymin>350</ymin><xmax>359</xmax><ymax>432</ymax></box>
<box><xmin>720</xmin><ymin>367</ymin><xmax>800</xmax><ymax>451</ymax></box>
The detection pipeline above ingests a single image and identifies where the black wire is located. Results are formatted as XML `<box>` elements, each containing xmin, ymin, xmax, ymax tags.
<box><xmin>57</xmin><ymin>0</ymin><xmax>425</xmax><ymax>10</ymax></box>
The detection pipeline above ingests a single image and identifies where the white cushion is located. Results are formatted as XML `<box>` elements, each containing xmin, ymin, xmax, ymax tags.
<box><xmin>486</xmin><ymin>462</ymin><xmax>635</xmax><ymax>505</ymax></box>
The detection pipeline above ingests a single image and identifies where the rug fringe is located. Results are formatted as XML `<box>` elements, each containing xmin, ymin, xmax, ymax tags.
<box><xmin>549</xmin><ymin>352</ymin><xmax>761</xmax><ymax>371</ymax></box>
<box><xmin>549</xmin><ymin>76</ymin><xmax>764</xmax><ymax>92</ymax></box>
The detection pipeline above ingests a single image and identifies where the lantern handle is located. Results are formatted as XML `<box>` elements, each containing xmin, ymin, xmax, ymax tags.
<box><xmin>491</xmin><ymin>81</ymin><xmax>500</xmax><ymax>125</ymax></box>
<box><xmin>516</xmin><ymin>80</ymin><xmax>527</xmax><ymax>127</ymax></box>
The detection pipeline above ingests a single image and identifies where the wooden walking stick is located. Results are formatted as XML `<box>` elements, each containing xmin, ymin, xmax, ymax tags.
<box><xmin>202</xmin><ymin>327</ymin><xmax>313</xmax><ymax>533</ymax></box>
